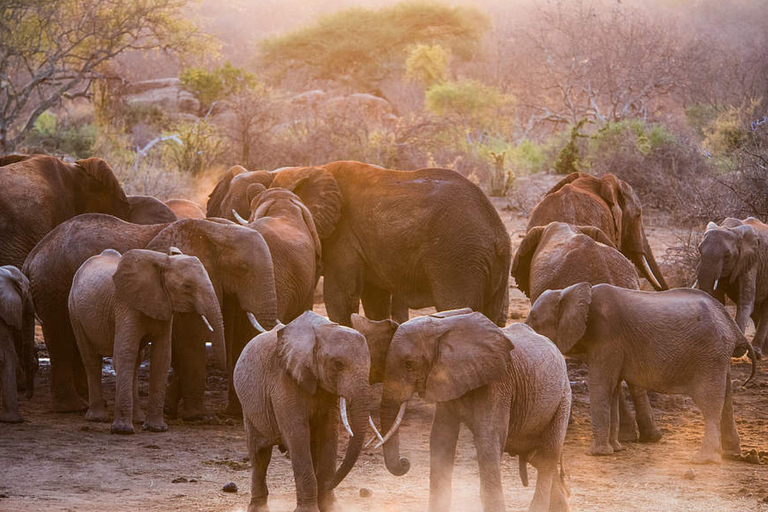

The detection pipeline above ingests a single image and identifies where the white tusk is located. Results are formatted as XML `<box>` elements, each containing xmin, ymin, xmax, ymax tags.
<box><xmin>369</xmin><ymin>415</ymin><xmax>384</xmax><ymax>443</ymax></box>
<box><xmin>374</xmin><ymin>401</ymin><xmax>407</xmax><ymax>449</ymax></box>
<box><xmin>201</xmin><ymin>315</ymin><xmax>214</xmax><ymax>332</ymax></box>
<box><xmin>232</xmin><ymin>209</ymin><xmax>249</xmax><ymax>225</ymax></box>
<box><xmin>247</xmin><ymin>312</ymin><xmax>266</xmax><ymax>333</ymax></box>
<box><xmin>169</xmin><ymin>246</ymin><xmax>183</xmax><ymax>255</ymax></box>
<box><xmin>641</xmin><ymin>256</ymin><xmax>662</xmax><ymax>289</ymax></box>
<box><xmin>714</xmin><ymin>278</ymin><xmax>719</xmax><ymax>290</ymax></box>
<box><xmin>340</xmin><ymin>397</ymin><xmax>354</xmax><ymax>437</ymax></box>
<box><xmin>691</xmin><ymin>279</ymin><xmax>698</xmax><ymax>289</ymax></box>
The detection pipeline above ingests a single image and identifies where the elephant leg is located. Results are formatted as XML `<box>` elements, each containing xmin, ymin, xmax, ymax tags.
<box><xmin>587</xmin><ymin>364</ymin><xmax>620</xmax><ymax>456</ymax></box>
<box><xmin>246</xmin><ymin>419</ymin><xmax>272</xmax><ymax>512</ymax></box>
<box><xmin>172</xmin><ymin>314</ymin><xmax>209</xmax><ymax>420</ymax></box>
<box><xmin>752</xmin><ymin>310</ymin><xmax>768</xmax><ymax>358</ymax></box>
<box><xmin>528</xmin><ymin>455</ymin><xmax>557</xmax><ymax>512</ymax></box>
<box><xmin>473</xmin><ymin>428</ymin><xmax>505</xmax><ymax>512</ymax></box>
<box><xmin>225</xmin><ymin>308</ymin><xmax>250</xmax><ymax>417</ymax></box>
<box><xmin>75</xmin><ymin>332</ymin><xmax>108</xmax><ymax>423</ymax></box>
<box><xmin>609</xmin><ymin>385</ymin><xmax>623</xmax><ymax>452</ymax></box>
<box><xmin>312</xmin><ymin>409</ymin><xmax>340</xmax><ymax>512</ymax></box>
<box><xmin>360</xmin><ymin>282</ymin><xmax>391</xmax><ymax>321</ymax></box>
<box><xmin>284</xmin><ymin>425</ymin><xmax>320</xmax><ymax>512</ymax></box>
<box><xmin>617</xmin><ymin>385</ymin><xmax>639</xmax><ymax>443</ymax></box>
<box><xmin>428</xmin><ymin>406</ymin><xmax>460</xmax><ymax>512</ymax></box>
<box><xmin>630</xmin><ymin>386</ymin><xmax>661</xmax><ymax>443</ymax></box>
<box><xmin>720</xmin><ymin>371</ymin><xmax>741</xmax><ymax>457</ymax></box>
<box><xmin>691</xmin><ymin>379</ymin><xmax>725</xmax><ymax>464</ymax></box>
<box><xmin>322</xmin><ymin>259</ymin><xmax>363</xmax><ymax>327</ymax></box>
<box><xmin>111</xmin><ymin>330</ymin><xmax>139</xmax><ymax>435</ymax></box>
<box><xmin>143</xmin><ymin>330</ymin><xmax>171</xmax><ymax>432</ymax></box>
<box><xmin>548</xmin><ymin>465</ymin><xmax>570</xmax><ymax>512</ymax></box>
<box><xmin>0</xmin><ymin>347</ymin><xmax>22</xmax><ymax>423</ymax></box>
<box><xmin>132</xmin><ymin>358</ymin><xmax>145</xmax><ymax>424</ymax></box>
<box><xmin>391</xmin><ymin>296</ymin><xmax>409</xmax><ymax>324</ymax></box>
<box><xmin>44</xmin><ymin>322</ymin><xmax>87</xmax><ymax>412</ymax></box>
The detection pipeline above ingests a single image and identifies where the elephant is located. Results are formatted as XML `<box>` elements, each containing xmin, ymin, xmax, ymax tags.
<box><xmin>233</xmin><ymin>311</ymin><xmax>373</xmax><ymax>512</ymax></box>
<box><xmin>207</xmin><ymin>165</ymin><xmax>275</xmax><ymax>221</ymax></box>
<box><xmin>127</xmin><ymin>195</ymin><xmax>178</xmax><ymax>224</ymax></box>
<box><xmin>526</xmin><ymin>282</ymin><xmax>756</xmax><ymax>463</ymax></box>
<box><xmin>69</xmin><ymin>248</ymin><xmax>225</xmax><ymax>434</ymax></box>
<box><xmin>210</xmin><ymin>161</ymin><xmax>511</xmax><ymax>327</ymax></box>
<box><xmin>232</xmin><ymin>185</ymin><xmax>322</xmax><ymax>322</ymax></box>
<box><xmin>0</xmin><ymin>266</ymin><xmax>36</xmax><ymax>423</ymax></box>
<box><xmin>527</xmin><ymin>172</ymin><xmax>668</xmax><ymax>291</ymax></box>
<box><xmin>165</xmin><ymin>198</ymin><xmax>206</xmax><ymax>219</ymax></box>
<box><xmin>0</xmin><ymin>154</ymin><xmax>130</xmax><ymax>268</ymax></box>
<box><xmin>511</xmin><ymin>221</ymin><xmax>662</xmax><ymax>443</ymax></box>
<box><xmin>696</xmin><ymin>217</ymin><xmax>768</xmax><ymax>356</ymax></box>
<box><xmin>352</xmin><ymin>310</ymin><xmax>571</xmax><ymax>512</ymax></box>
<box><xmin>23</xmin><ymin>214</ymin><xmax>278</xmax><ymax>416</ymax></box>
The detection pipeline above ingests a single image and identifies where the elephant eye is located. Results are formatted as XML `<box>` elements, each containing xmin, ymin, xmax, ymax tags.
<box><xmin>404</xmin><ymin>360</ymin><xmax>415</xmax><ymax>370</ymax></box>
<box><xmin>333</xmin><ymin>360</ymin><xmax>344</xmax><ymax>371</ymax></box>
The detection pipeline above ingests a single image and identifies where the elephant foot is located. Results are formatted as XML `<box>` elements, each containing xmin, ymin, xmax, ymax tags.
<box><xmin>85</xmin><ymin>408</ymin><xmax>109</xmax><ymax>423</ymax></box>
<box><xmin>294</xmin><ymin>506</ymin><xmax>321</xmax><ymax>512</ymax></box>
<box><xmin>318</xmin><ymin>491</ymin><xmax>340</xmax><ymax>512</ymax></box>
<box><xmin>618</xmin><ymin>427</ymin><xmax>638</xmax><ymax>443</ymax></box>
<box><xmin>143</xmin><ymin>420</ymin><xmax>168</xmax><ymax>432</ymax></box>
<box><xmin>611</xmin><ymin>440</ymin><xmax>626</xmax><ymax>452</ymax></box>
<box><xmin>588</xmin><ymin>442</ymin><xmax>614</xmax><ymax>456</ymax></box>
<box><xmin>133</xmin><ymin>410</ymin><xmax>146</xmax><ymax>424</ymax></box>
<box><xmin>247</xmin><ymin>497</ymin><xmax>270</xmax><ymax>512</ymax></box>
<box><xmin>52</xmin><ymin>394</ymin><xmax>88</xmax><ymax>413</ymax></box>
<box><xmin>639</xmin><ymin>428</ymin><xmax>663</xmax><ymax>443</ymax></box>
<box><xmin>180</xmin><ymin>404</ymin><xmax>209</xmax><ymax>422</ymax></box>
<box><xmin>111</xmin><ymin>419</ymin><xmax>136</xmax><ymax>435</ymax></box>
<box><xmin>0</xmin><ymin>412</ymin><xmax>24</xmax><ymax>423</ymax></box>
<box><xmin>691</xmin><ymin>449</ymin><xmax>722</xmax><ymax>464</ymax></box>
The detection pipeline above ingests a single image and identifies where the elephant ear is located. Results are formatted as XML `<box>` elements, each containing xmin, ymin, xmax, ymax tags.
<box><xmin>599</xmin><ymin>174</ymin><xmax>623</xmax><ymax>244</ymax></box>
<box><xmin>75</xmin><ymin>157</ymin><xmax>118</xmax><ymax>186</ymax></box>
<box><xmin>574</xmin><ymin>225</ymin><xmax>616</xmax><ymax>249</ymax></box>
<box><xmin>113</xmin><ymin>250</ymin><xmax>172</xmax><ymax>321</ymax></box>
<box><xmin>0</xmin><ymin>267</ymin><xmax>27</xmax><ymax>329</ymax></box>
<box><xmin>555</xmin><ymin>282</ymin><xmax>593</xmax><ymax>353</ymax></box>
<box><xmin>274</xmin><ymin>167</ymin><xmax>342</xmax><ymax>239</ymax></box>
<box><xmin>543</xmin><ymin>172</ymin><xmax>584</xmax><ymax>196</ymax></box>
<box><xmin>511</xmin><ymin>226</ymin><xmax>546</xmax><ymax>298</ymax></box>
<box><xmin>246</xmin><ymin>183</ymin><xmax>267</xmax><ymax>207</ymax></box>
<box><xmin>207</xmin><ymin>165</ymin><xmax>246</xmax><ymax>217</ymax></box>
<box><xmin>292</xmin><ymin>196</ymin><xmax>323</xmax><ymax>275</ymax></box>
<box><xmin>732</xmin><ymin>225</ymin><xmax>760</xmax><ymax>279</ymax></box>
<box><xmin>276</xmin><ymin>312</ymin><xmax>320</xmax><ymax>394</ymax></box>
<box><xmin>425</xmin><ymin>313</ymin><xmax>514</xmax><ymax>403</ymax></box>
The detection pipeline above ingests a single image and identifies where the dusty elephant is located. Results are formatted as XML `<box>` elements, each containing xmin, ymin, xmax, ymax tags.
<box><xmin>232</xmin><ymin>185</ymin><xmax>322</xmax><ymax>322</ymax></box>
<box><xmin>0</xmin><ymin>266</ymin><xmax>36</xmax><ymax>423</ymax></box>
<box><xmin>69</xmin><ymin>249</ymin><xmax>225</xmax><ymax>434</ymax></box>
<box><xmin>511</xmin><ymin>221</ymin><xmax>662</xmax><ymax>443</ymax></box>
<box><xmin>353</xmin><ymin>310</ymin><xmax>571</xmax><ymax>512</ymax></box>
<box><xmin>526</xmin><ymin>283</ymin><xmax>755</xmax><ymax>463</ymax></box>
<box><xmin>165</xmin><ymin>198</ymin><xmax>206</xmax><ymax>219</ymax></box>
<box><xmin>234</xmin><ymin>311</ymin><xmax>373</xmax><ymax>512</ymax></box>
<box><xmin>207</xmin><ymin>165</ymin><xmax>275</xmax><ymax>221</ymax></box>
<box><xmin>127</xmin><ymin>195</ymin><xmax>178</xmax><ymax>224</ymax></box>
<box><xmin>697</xmin><ymin>217</ymin><xmax>768</xmax><ymax>356</ymax></box>
<box><xmin>527</xmin><ymin>172</ymin><xmax>668</xmax><ymax>291</ymax></box>
<box><xmin>0</xmin><ymin>154</ymin><xmax>130</xmax><ymax>268</ymax></box>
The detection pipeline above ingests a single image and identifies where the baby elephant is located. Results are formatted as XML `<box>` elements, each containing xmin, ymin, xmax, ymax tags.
<box><xmin>357</xmin><ymin>310</ymin><xmax>571</xmax><ymax>512</ymax></box>
<box><xmin>0</xmin><ymin>266</ymin><xmax>36</xmax><ymax>423</ymax></box>
<box><xmin>234</xmin><ymin>311</ymin><xmax>373</xmax><ymax>512</ymax></box>
<box><xmin>526</xmin><ymin>283</ymin><xmax>755</xmax><ymax>463</ymax></box>
<box><xmin>69</xmin><ymin>248</ymin><xmax>225</xmax><ymax>434</ymax></box>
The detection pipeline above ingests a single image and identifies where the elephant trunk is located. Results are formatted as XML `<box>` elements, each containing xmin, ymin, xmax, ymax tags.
<box><xmin>21</xmin><ymin>298</ymin><xmax>37</xmax><ymax>398</ymax></box>
<box><xmin>379</xmin><ymin>396</ymin><xmax>411</xmax><ymax>476</ymax></box>
<box><xmin>245</xmin><ymin>280</ymin><xmax>279</xmax><ymax>330</ymax></box>
<box><xmin>327</xmin><ymin>389</ymin><xmax>370</xmax><ymax>490</ymax></box>
<box><xmin>201</xmin><ymin>296</ymin><xmax>226</xmax><ymax>370</ymax></box>
<box><xmin>629</xmin><ymin>237</ymin><xmax>668</xmax><ymax>291</ymax></box>
<box><xmin>697</xmin><ymin>257</ymin><xmax>723</xmax><ymax>300</ymax></box>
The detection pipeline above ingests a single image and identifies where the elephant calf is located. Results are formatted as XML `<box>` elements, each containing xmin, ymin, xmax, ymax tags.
<box><xmin>234</xmin><ymin>311</ymin><xmax>374</xmax><ymax>512</ymax></box>
<box><xmin>355</xmin><ymin>310</ymin><xmax>571</xmax><ymax>512</ymax></box>
<box><xmin>527</xmin><ymin>283</ymin><xmax>756</xmax><ymax>463</ymax></box>
<box><xmin>68</xmin><ymin>248</ymin><xmax>225</xmax><ymax>434</ymax></box>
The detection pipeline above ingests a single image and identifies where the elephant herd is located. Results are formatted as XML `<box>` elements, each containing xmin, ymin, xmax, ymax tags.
<box><xmin>0</xmin><ymin>154</ymin><xmax>762</xmax><ymax>512</ymax></box>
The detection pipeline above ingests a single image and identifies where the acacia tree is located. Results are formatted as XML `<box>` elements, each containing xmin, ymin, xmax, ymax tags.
<box><xmin>0</xmin><ymin>0</ymin><xmax>203</xmax><ymax>154</ymax></box>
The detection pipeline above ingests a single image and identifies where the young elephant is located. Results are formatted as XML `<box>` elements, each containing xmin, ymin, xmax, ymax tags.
<box><xmin>0</xmin><ymin>266</ymin><xmax>36</xmax><ymax>423</ymax></box>
<box><xmin>234</xmin><ymin>311</ymin><xmax>373</xmax><ymax>512</ymax></box>
<box><xmin>68</xmin><ymin>249</ymin><xmax>225</xmax><ymax>434</ymax></box>
<box><xmin>526</xmin><ymin>283</ymin><xmax>756</xmax><ymax>463</ymax></box>
<box><xmin>355</xmin><ymin>311</ymin><xmax>571</xmax><ymax>512</ymax></box>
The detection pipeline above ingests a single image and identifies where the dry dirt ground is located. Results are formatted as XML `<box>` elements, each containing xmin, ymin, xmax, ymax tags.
<box><xmin>3</xmin><ymin>180</ymin><xmax>768</xmax><ymax>512</ymax></box>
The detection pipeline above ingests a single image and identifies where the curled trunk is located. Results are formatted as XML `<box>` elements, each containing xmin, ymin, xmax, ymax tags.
<box><xmin>379</xmin><ymin>397</ymin><xmax>411</xmax><ymax>476</ymax></box>
<box><xmin>327</xmin><ymin>392</ymin><xmax>370</xmax><ymax>489</ymax></box>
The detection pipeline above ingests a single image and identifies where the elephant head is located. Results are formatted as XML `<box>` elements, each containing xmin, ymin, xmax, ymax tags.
<box><xmin>697</xmin><ymin>222</ymin><xmax>760</xmax><ymax>301</ymax></box>
<box><xmin>0</xmin><ymin>265</ymin><xmax>36</xmax><ymax>397</ymax></box>
<box><xmin>276</xmin><ymin>311</ymin><xmax>372</xmax><ymax>489</ymax></box>
<box><xmin>207</xmin><ymin>165</ymin><xmax>275</xmax><ymax>221</ymax></box>
<box><xmin>126</xmin><ymin>195</ymin><xmax>178</xmax><ymax>225</ymax></box>
<box><xmin>112</xmin><ymin>249</ymin><xmax>226</xmax><ymax>368</ymax></box>
<box><xmin>375</xmin><ymin>311</ymin><xmax>514</xmax><ymax>476</ymax></box>
<box><xmin>72</xmin><ymin>157</ymin><xmax>130</xmax><ymax>219</ymax></box>
<box><xmin>269</xmin><ymin>166</ymin><xmax>343</xmax><ymax>239</ymax></box>
<box><xmin>526</xmin><ymin>282</ymin><xmax>593</xmax><ymax>354</ymax></box>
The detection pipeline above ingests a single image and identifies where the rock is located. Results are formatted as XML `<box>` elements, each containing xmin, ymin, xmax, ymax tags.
<box><xmin>172</xmin><ymin>477</ymin><xmax>188</xmax><ymax>484</ymax></box>
<box><xmin>222</xmin><ymin>482</ymin><xmax>238</xmax><ymax>493</ymax></box>
<box><xmin>683</xmin><ymin>469</ymin><xmax>695</xmax><ymax>480</ymax></box>
<box><xmin>359</xmin><ymin>488</ymin><xmax>373</xmax><ymax>498</ymax></box>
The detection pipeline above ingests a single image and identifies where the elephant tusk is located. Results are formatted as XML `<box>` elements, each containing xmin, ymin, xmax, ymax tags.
<box><xmin>714</xmin><ymin>278</ymin><xmax>719</xmax><ymax>290</ymax></box>
<box><xmin>374</xmin><ymin>401</ymin><xmax>407</xmax><ymax>449</ymax></box>
<box><xmin>369</xmin><ymin>415</ymin><xmax>384</xmax><ymax>443</ymax></box>
<box><xmin>691</xmin><ymin>279</ymin><xmax>698</xmax><ymax>289</ymax></box>
<box><xmin>247</xmin><ymin>312</ymin><xmax>267</xmax><ymax>333</ymax></box>
<box><xmin>169</xmin><ymin>246</ymin><xmax>183</xmax><ymax>255</ymax></box>
<box><xmin>232</xmin><ymin>209</ymin><xmax>249</xmax><ymax>225</ymax></box>
<box><xmin>340</xmin><ymin>397</ymin><xmax>354</xmax><ymax>437</ymax></box>
<box><xmin>641</xmin><ymin>256</ymin><xmax>662</xmax><ymax>290</ymax></box>
<box><xmin>201</xmin><ymin>315</ymin><xmax>214</xmax><ymax>332</ymax></box>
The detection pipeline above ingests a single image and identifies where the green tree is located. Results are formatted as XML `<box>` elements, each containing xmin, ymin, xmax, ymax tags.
<box><xmin>425</xmin><ymin>79</ymin><xmax>511</xmax><ymax>142</ymax></box>
<box><xmin>406</xmin><ymin>44</ymin><xmax>448</xmax><ymax>87</ymax></box>
<box><xmin>555</xmin><ymin>120</ymin><xmax>588</xmax><ymax>175</ymax></box>
<box><xmin>180</xmin><ymin>61</ymin><xmax>256</xmax><ymax>115</ymax></box>
<box><xmin>260</xmin><ymin>2</ymin><xmax>488</xmax><ymax>99</ymax></box>
<box><xmin>0</xmin><ymin>0</ymin><xmax>207</xmax><ymax>154</ymax></box>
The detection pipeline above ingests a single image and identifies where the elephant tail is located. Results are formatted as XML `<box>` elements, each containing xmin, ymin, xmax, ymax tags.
<box><xmin>559</xmin><ymin>453</ymin><xmax>570</xmax><ymax>496</ymax></box>
<box><xmin>518</xmin><ymin>453</ymin><xmax>529</xmax><ymax>487</ymax></box>
<box><xmin>741</xmin><ymin>340</ymin><xmax>757</xmax><ymax>387</ymax></box>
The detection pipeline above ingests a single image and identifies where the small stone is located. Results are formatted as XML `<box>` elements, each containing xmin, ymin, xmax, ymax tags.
<box><xmin>222</xmin><ymin>482</ymin><xmax>238</xmax><ymax>493</ymax></box>
<box><xmin>0</xmin><ymin>493</ymin><xmax>8</xmax><ymax>499</ymax></box>
<box><xmin>189</xmin><ymin>479</ymin><xmax>198</xmax><ymax>483</ymax></box>
<box><xmin>683</xmin><ymin>469</ymin><xmax>695</xmax><ymax>480</ymax></box>
<box><xmin>359</xmin><ymin>488</ymin><xmax>373</xmax><ymax>498</ymax></box>
<box><xmin>172</xmin><ymin>477</ymin><xmax>188</xmax><ymax>484</ymax></box>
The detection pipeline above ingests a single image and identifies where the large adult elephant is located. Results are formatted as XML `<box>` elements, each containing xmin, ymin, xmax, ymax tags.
<box><xmin>0</xmin><ymin>154</ymin><xmax>130</xmax><ymax>268</ymax></box>
<box><xmin>24</xmin><ymin>215</ymin><xmax>278</xmax><ymax>416</ymax></box>
<box><xmin>207</xmin><ymin>165</ymin><xmax>275</xmax><ymax>221</ymax></box>
<box><xmin>528</xmin><ymin>172</ymin><xmax>668</xmax><ymax>291</ymax></box>
<box><xmin>697</xmin><ymin>217</ymin><xmax>768</xmax><ymax>356</ymax></box>
<box><xmin>127</xmin><ymin>195</ymin><xmax>177</xmax><ymax>224</ymax></box>
<box><xmin>211</xmin><ymin>161</ymin><xmax>511</xmax><ymax>327</ymax></box>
